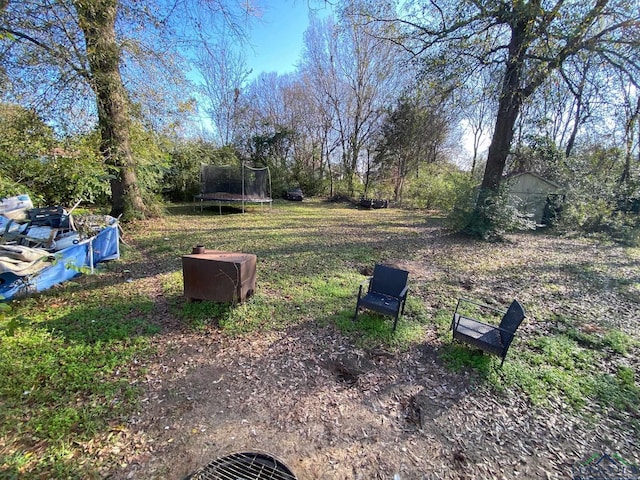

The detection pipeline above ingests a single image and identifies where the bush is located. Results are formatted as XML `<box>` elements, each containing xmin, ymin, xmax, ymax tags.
<box><xmin>554</xmin><ymin>146</ymin><xmax>640</xmax><ymax>245</ymax></box>
<box><xmin>403</xmin><ymin>164</ymin><xmax>469</xmax><ymax>210</ymax></box>
<box><xmin>0</xmin><ymin>104</ymin><xmax>109</xmax><ymax>208</ymax></box>
<box><xmin>291</xmin><ymin>170</ymin><xmax>325</xmax><ymax>198</ymax></box>
<box><xmin>449</xmin><ymin>186</ymin><xmax>537</xmax><ymax>241</ymax></box>
<box><xmin>38</xmin><ymin>152</ymin><xmax>109</xmax><ymax>207</ymax></box>
<box><xmin>603</xmin><ymin>211</ymin><xmax>640</xmax><ymax>247</ymax></box>
<box><xmin>162</xmin><ymin>142</ymin><xmax>240</xmax><ymax>202</ymax></box>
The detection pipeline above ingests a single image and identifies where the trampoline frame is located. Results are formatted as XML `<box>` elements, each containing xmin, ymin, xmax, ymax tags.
<box><xmin>194</xmin><ymin>163</ymin><xmax>273</xmax><ymax>214</ymax></box>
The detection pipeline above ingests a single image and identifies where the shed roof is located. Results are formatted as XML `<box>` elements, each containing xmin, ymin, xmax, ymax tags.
<box><xmin>504</xmin><ymin>171</ymin><xmax>563</xmax><ymax>190</ymax></box>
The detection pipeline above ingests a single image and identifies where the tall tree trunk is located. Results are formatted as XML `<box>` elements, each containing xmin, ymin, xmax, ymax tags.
<box><xmin>74</xmin><ymin>0</ymin><xmax>146</xmax><ymax>219</ymax></box>
<box><xmin>620</xmin><ymin>95</ymin><xmax>640</xmax><ymax>186</ymax></box>
<box><xmin>471</xmin><ymin>142</ymin><xmax>479</xmax><ymax>177</ymax></box>
<box><xmin>347</xmin><ymin>130</ymin><xmax>360</xmax><ymax>197</ymax></box>
<box><xmin>480</xmin><ymin>21</ymin><xmax>529</xmax><ymax>195</ymax></box>
<box><xmin>563</xmin><ymin>58</ymin><xmax>592</xmax><ymax>158</ymax></box>
<box><xmin>362</xmin><ymin>149</ymin><xmax>372</xmax><ymax>197</ymax></box>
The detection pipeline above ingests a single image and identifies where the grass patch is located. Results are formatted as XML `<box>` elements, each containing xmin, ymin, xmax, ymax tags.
<box><xmin>179</xmin><ymin>300</ymin><xmax>231</xmax><ymax>330</ymax></box>
<box><xmin>334</xmin><ymin>286</ymin><xmax>431</xmax><ymax>351</ymax></box>
<box><xmin>0</xmin><ymin>292</ymin><xmax>157</xmax><ymax>477</ymax></box>
<box><xmin>1</xmin><ymin>199</ymin><xmax>639</xmax><ymax>475</ymax></box>
<box><xmin>561</xmin><ymin>323</ymin><xmax>638</xmax><ymax>355</ymax></box>
<box><xmin>440</xmin><ymin>343</ymin><xmax>496</xmax><ymax>372</ymax></box>
<box><xmin>432</xmin><ymin>309</ymin><xmax>453</xmax><ymax>336</ymax></box>
<box><xmin>439</xmin><ymin>321</ymin><xmax>640</xmax><ymax>419</ymax></box>
<box><xmin>590</xmin><ymin>367</ymin><xmax>640</xmax><ymax>418</ymax></box>
<box><xmin>335</xmin><ymin>311</ymin><xmax>425</xmax><ymax>351</ymax></box>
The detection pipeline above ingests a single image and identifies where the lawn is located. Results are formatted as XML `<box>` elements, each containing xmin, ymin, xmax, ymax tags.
<box><xmin>1</xmin><ymin>199</ymin><xmax>639</xmax><ymax>478</ymax></box>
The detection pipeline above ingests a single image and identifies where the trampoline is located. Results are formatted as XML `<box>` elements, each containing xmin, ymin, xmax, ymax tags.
<box><xmin>194</xmin><ymin>164</ymin><xmax>272</xmax><ymax>214</ymax></box>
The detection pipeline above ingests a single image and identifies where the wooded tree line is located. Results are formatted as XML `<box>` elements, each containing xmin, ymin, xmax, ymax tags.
<box><xmin>1</xmin><ymin>0</ymin><xmax>639</xmax><ymax>240</ymax></box>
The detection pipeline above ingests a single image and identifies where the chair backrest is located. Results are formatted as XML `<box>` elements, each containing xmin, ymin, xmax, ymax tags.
<box><xmin>499</xmin><ymin>300</ymin><xmax>526</xmax><ymax>346</ymax></box>
<box><xmin>370</xmin><ymin>264</ymin><xmax>409</xmax><ymax>298</ymax></box>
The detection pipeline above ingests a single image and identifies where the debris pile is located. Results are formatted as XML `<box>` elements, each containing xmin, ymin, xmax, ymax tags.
<box><xmin>3</xmin><ymin>195</ymin><xmax>78</xmax><ymax>252</ymax></box>
<box><xmin>0</xmin><ymin>194</ymin><xmax>120</xmax><ymax>300</ymax></box>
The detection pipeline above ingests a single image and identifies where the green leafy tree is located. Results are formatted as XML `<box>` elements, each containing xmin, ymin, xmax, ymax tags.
<box><xmin>374</xmin><ymin>94</ymin><xmax>450</xmax><ymax>202</ymax></box>
<box><xmin>0</xmin><ymin>103</ymin><xmax>55</xmax><ymax>196</ymax></box>
<box><xmin>1</xmin><ymin>1</ymin><xmax>149</xmax><ymax>218</ymax></box>
<box><xmin>510</xmin><ymin>134</ymin><xmax>565</xmax><ymax>182</ymax></box>
<box><xmin>558</xmin><ymin>146</ymin><xmax>640</xmax><ymax>245</ymax></box>
<box><xmin>0</xmin><ymin>103</ymin><xmax>107</xmax><ymax>205</ymax></box>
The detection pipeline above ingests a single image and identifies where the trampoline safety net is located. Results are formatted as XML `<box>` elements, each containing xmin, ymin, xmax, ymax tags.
<box><xmin>199</xmin><ymin>164</ymin><xmax>272</xmax><ymax>202</ymax></box>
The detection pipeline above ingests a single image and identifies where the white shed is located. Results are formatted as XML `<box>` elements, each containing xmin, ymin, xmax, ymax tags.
<box><xmin>504</xmin><ymin>172</ymin><xmax>563</xmax><ymax>223</ymax></box>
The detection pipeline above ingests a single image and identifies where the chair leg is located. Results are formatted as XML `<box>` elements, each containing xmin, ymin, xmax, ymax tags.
<box><xmin>392</xmin><ymin>312</ymin><xmax>399</xmax><ymax>331</ymax></box>
<box><xmin>353</xmin><ymin>301</ymin><xmax>360</xmax><ymax>321</ymax></box>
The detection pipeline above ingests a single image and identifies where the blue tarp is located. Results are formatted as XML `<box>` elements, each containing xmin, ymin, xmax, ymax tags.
<box><xmin>0</xmin><ymin>221</ymin><xmax>119</xmax><ymax>301</ymax></box>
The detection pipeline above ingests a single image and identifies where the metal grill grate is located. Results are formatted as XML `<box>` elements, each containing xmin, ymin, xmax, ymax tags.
<box><xmin>189</xmin><ymin>452</ymin><xmax>297</xmax><ymax>480</ymax></box>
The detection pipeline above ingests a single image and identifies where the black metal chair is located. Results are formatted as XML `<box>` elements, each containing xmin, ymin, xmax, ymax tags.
<box><xmin>354</xmin><ymin>264</ymin><xmax>409</xmax><ymax>331</ymax></box>
<box><xmin>451</xmin><ymin>298</ymin><xmax>526</xmax><ymax>366</ymax></box>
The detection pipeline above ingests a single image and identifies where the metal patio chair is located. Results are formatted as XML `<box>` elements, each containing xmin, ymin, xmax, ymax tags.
<box><xmin>354</xmin><ymin>264</ymin><xmax>409</xmax><ymax>331</ymax></box>
<box><xmin>451</xmin><ymin>298</ymin><xmax>526</xmax><ymax>367</ymax></box>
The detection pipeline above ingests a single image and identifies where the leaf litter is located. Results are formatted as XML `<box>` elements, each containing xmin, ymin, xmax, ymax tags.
<box><xmin>94</xmin><ymin>210</ymin><xmax>639</xmax><ymax>479</ymax></box>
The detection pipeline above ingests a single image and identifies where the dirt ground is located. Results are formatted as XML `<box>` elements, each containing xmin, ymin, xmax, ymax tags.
<box><xmin>106</xmin><ymin>319</ymin><xmax>636</xmax><ymax>479</ymax></box>
<box><xmin>99</xmin><ymin>222</ymin><xmax>639</xmax><ymax>480</ymax></box>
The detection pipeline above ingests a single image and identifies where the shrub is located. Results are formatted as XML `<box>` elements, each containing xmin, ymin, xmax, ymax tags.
<box><xmin>554</xmin><ymin>146</ymin><xmax>640</xmax><ymax>246</ymax></box>
<box><xmin>404</xmin><ymin>164</ymin><xmax>476</xmax><ymax>211</ymax></box>
<box><xmin>0</xmin><ymin>104</ymin><xmax>109</xmax><ymax>208</ymax></box>
<box><xmin>162</xmin><ymin>142</ymin><xmax>240</xmax><ymax>202</ymax></box>
<box><xmin>449</xmin><ymin>186</ymin><xmax>537</xmax><ymax>241</ymax></box>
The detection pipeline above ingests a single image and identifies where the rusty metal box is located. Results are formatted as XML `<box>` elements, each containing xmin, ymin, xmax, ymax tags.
<box><xmin>182</xmin><ymin>251</ymin><xmax>256</xmax><ymax>303</ymax></box>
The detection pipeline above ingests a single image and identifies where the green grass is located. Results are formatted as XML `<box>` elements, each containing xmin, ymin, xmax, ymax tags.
<box><xmin>1</xmin><ymin>290</ymin><xmax>157</xmax><ymax>477</ymax></box>
<box><xmin>439</xmin><ymin>316</ymin><xmax>640</xmax><ymax>420</ymax></box>
<box><xmin>336</xmin><ymin>310</ymin><xmax>427</xmax><ymax>350</ymax></box>
<box><xmin>1</xmin><ymin>199</ymin><xmax>639</xmax><ymax>476</ymax></box>
<box><xmin>417</xmin><ymin>242</ymin><xmax>639</xmax><ymax>423</ymax></box>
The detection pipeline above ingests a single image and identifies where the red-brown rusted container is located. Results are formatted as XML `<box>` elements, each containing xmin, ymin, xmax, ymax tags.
<box><xmin>182</xmin><ymin>250</ymin><xmax>256</xmax><ymax>303</ymax></box>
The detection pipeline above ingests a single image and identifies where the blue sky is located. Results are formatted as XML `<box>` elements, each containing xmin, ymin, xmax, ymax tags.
<box><xmin>245</xmin><ymin>2</ymin><xmax>330</xmax><ymax>77</ymax></box>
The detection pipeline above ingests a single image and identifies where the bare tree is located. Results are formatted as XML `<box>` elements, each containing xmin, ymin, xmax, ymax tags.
<box><xmin>559</xmin><ymin>57</ymin><xmax>596</xmax><ymax>158</ymax></box>
<box><xmin>196</xmin><ymin>37</ymin><xmax>251</xmax><ymax>146</ymax></box>
<box><xmin>617</xmin><ymin>75</ymin><xmax>640</xmax><ymax>186</ymax></box>
<box><xmin>459</xmin><ymin>71</ymin><xmax>497</xmax><ymax>176</ymax></box>
<box><xmin>300</xmin><ymin>69</ymin><xmax>342</xmax><ymax>195</ymax></box>
<box><xmin>300</xmin><ymin>11</ymin><xmax>405</xmax><ymax>196</ymax></box>
<box><xmin>236</xmin><ymin>72</ymin><xmax>296</xmax><ymax>167</ymax></box>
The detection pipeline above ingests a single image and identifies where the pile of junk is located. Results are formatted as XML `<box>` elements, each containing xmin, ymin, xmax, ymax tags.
<box><xmin>0</xmin><ymin>194</ymin><xmax>120</xmax><ymax>301</ymax></box>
